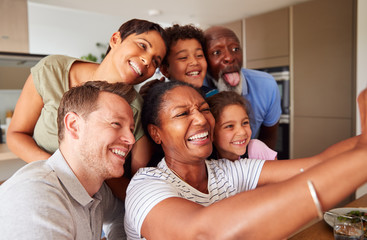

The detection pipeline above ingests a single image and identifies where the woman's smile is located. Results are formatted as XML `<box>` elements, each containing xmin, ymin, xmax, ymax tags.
<box><xmin>187</xmin><ymin>131</ymin><xmax>210</xmax><ymax>145</ymax></box>
<box><xmin>156</xmin><ymin>85</ymin><xmax>215</xmax><ymax>160</ymax></box>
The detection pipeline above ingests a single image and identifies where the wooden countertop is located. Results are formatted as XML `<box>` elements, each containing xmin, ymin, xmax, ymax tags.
<box><xmin>0</xmin><ymin>143</ymin><xmax>18</xmax><ymax>161</ymax></box>
<box><xmin>289</xmin><ymin>194</ymin><xmax>367</xmax><ymax>239</ymax></box>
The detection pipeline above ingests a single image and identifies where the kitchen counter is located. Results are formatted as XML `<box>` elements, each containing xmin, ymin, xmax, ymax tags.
<box><xmin>0</xmin><ymin>143</ymin><xmax>18</xmax><ymax>161</ymax></box>
<box><xmin>0</xmin><ymin>143</ymin><xmax>26</xmax><ymax>182</ymax></box>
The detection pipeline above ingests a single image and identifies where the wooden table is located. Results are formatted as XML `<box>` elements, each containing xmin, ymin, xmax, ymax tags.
<box><xmin>289</xmin><ymin>194</ymin><xmax>367</xmax><ymax>239</ymax></box>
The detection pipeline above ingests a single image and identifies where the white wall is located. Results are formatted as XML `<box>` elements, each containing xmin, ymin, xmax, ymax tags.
<box><xmin>28</xmin><ymin>2</ymin><xmax>132</xmax><ymax>60</ymax></box>
<box><xmin>27</xmin><ymin>2</ymin><xmax>171</xmax><ymax>61</ymax></box>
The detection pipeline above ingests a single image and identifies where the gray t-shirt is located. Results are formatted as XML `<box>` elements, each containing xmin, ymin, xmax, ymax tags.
<box><xmin>0</xmin><ymin>150</ymin><xmax>126</xmax><ymax>239</ymax></box>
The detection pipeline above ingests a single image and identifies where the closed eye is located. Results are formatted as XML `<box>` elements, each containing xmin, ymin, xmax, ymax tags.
<box><xmin>200</xmin><ymin>107</ymin><xmax>210</xmax><ymax>113</ymax></box>
<box><xmin>175</xmin><ymin>111</ymin><xmax>188</xmax><ymax>117</ymax></box>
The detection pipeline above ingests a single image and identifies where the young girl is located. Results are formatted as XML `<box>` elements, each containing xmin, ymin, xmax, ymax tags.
<box><xmin>207</xmin><ymin>91</ymin><xmax>277</xmax><ymax>160</ymax></box>
<box><xmin>7</xmin><ymin>18</ymin><xmax>167</xmax><ymax>175</ymax></box>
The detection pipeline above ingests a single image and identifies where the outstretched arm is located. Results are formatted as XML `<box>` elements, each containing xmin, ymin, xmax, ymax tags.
<box><xmin>142</xmin><ymin>143</ymin><xmax>367</xmax><ymax>240</ymax></box>
<box><xmin>139</xmin><ymin>89</ymin><xmax>367</xmax><ymax>240</ymax></box>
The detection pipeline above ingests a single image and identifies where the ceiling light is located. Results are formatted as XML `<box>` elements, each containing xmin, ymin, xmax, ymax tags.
<box><xmin>148</xmin><ymin>9</ymin><xmax>161</xmax><ymax>16</ymax></box>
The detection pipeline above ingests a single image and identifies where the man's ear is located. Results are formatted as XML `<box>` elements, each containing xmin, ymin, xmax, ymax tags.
<box><xmin>109</xmin><ymin>31</ymin><xmax>121</xmax><ymax>49</ymax></box>
<box><xmin>148</xmin><ymin>124</ymin><xmax>162</xmax><ymax>144</ymax></box>
<box><xmin>64</xmin><ymin>112</ymin><xmax>80</xmax><ymax>139</ymax></box>
<box><xmin>159</xmin><ymin>65</ymin><xmax>170</xmax><ymax>79</ymax></box>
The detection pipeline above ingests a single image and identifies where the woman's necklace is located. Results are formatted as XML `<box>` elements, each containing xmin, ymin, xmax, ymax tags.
<box><xmin>170</xmin><ymin>168</ymin><xmax>186</xmax><ymax>182</ymax></box>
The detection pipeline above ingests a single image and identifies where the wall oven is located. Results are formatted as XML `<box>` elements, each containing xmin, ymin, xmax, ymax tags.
<box><xmin>256</xmin><ymin>66</ymin><xmax>290</xmax><ymax>159</ymax></box>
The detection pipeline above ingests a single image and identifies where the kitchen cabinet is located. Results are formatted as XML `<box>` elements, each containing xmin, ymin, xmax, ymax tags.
<box><xmin>292</xmin><ymin>0</ymin><xmax>355</xmax><ymax>158</ymax></box>
<box><xmin>245</xmin><ymin>7</ymin><xmax>289</xmax><ymax>69</ymax></box>
<box><xmin>244</xmin><ymin>0</ymin><xmax>356</xmax><ymax>158</ymax></box>
<box><xmin>0</xmin><ymin>0</ymin><xmax>29</xmax><ymax>53</ymax></box>
<box><xmin>0</xmin><ymin>52</ymin><xmax>46</xmax><ymax>89</ymax></box>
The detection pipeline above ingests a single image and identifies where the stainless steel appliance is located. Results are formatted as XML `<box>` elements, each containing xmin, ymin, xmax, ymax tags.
<box><xmin>256</xmin><ymin>66</ymin><xmax>290</xmax><ymax>159</ymax></box>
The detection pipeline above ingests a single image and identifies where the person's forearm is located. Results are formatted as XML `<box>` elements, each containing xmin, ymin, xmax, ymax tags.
<box><xmin>316</xmin><ymin>135</ymin><xmax>359</xmax><ymax>160</ymax></box>
<box><xmin>207</xmin><ymin>148</ymin><xmax>367</xmax><ymax>239</ymax></box>
<box><xmin>142</xmin><ymin>144</ymin><xmax>367</xmax><ymax>240</ymax></box>
<box><xmin>7</xmin><ymin>132</ymin><xmax>51</xmax><ymax>163</ymax></box>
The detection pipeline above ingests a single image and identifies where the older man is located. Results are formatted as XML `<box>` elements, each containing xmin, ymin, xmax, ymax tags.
<box><xmin>0</xmin><ymin>81</ymin><xmax>136</xmax><ymax>239</ymax></box>
<box><xmin>203</xmin><ymin>26</ymin><xmax>281</xmax><ymax>149</ymax></box>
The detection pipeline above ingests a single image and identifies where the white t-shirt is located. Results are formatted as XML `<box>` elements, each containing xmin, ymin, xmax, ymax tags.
<box><xmin>125</xmin><ymin>157</ymin><xmax>265</xmax><ymax>239</ymax></box>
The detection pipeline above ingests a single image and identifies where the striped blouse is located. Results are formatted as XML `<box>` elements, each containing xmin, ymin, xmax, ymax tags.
<box><xmin>124</xmin><ymin>157</ymin><xmax>265</xmax><ymax>239</ymax></box>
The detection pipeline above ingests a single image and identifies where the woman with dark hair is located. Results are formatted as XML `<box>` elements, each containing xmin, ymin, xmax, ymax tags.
<box><xmin>7</xmin><ymin>19</ymin><xmax>167</xmax><ymax>191</ymax></box>
<box><xmin>105</xmin><ymin>18</ymin><xmax>168</xmax><ymax>55</ymax></box>
<box><xmin>125</xmin><ymin>80</ymin><xmax>367</xmax><ymax>240</ymax></box>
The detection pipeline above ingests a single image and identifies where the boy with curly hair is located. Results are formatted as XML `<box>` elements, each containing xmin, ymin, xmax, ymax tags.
<box><xmin>160</xmin><ymin>24</ymin><xmax>217</xmax><ymax>97</ymax></box>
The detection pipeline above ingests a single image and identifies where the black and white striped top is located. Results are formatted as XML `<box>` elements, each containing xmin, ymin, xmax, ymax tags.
<box><xmin>124</xmin><ymin>157</ymin><xmax>265</xmax><ymax>239</ymax></box>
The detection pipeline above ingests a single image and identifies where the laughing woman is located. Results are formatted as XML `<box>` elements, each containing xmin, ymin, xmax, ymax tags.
<box><xmin>7</xmin><ymin>19</ymin><xmax>167</xmax><ymax>180</ymax></box>
<box><xmin>125</xmin><ymin>81</ymin><xmax>367</xmax><ymax>240</ymax></box>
